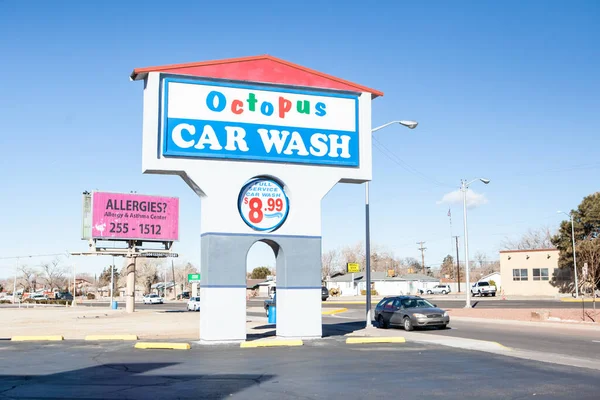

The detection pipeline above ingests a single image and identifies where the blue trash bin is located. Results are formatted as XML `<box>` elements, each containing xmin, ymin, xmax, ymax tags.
<box><xmin>268</xmin><ymin>305</ymin><xmax>277</xmax><ymax>324</ymax></box>
<box><xmin>111</xmin><ymin>301</ymin><xmax>118</xmax><ymax>310</ymax></box>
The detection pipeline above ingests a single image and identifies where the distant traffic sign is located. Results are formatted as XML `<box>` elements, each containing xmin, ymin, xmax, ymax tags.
<box><xmin>347</xmin><ymin>263</ymin><xmax>360</xmax><ymax>273</ymax></box>
<box><xmin>188</xmin><ymin>273</ymin><xmax>201</xmax><ymax>283</ymax></box>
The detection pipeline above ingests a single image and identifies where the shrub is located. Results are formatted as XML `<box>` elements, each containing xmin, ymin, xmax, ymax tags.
<box><xmin>360</xmin><ymin>289</ymin><xmax>378</xmax><ymax>296</ymax></box>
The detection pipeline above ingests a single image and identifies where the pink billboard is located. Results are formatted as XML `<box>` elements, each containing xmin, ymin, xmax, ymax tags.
<box><xmin>91</xmin><ymin>192</ymin><xmax>179</xmax><ymax>241</ymax></box>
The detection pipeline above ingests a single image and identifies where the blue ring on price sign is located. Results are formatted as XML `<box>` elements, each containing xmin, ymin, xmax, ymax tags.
<box><xmin>238</xmin><ymin>177</ymin><xmax>290</xmax><ymax>232</ymax></box>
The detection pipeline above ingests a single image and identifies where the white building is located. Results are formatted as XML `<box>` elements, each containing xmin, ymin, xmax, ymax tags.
<box><xmin>325</xmin><ymin>272</ymin><xmax>439</xmax><ymax>297</ymax></box>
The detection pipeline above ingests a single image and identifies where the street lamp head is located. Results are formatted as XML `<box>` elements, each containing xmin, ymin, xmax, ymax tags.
<box><xmin>479</xmin><ymin>178</ymin><xmax>491</xmax><ymax>185</ymax></box>
<box><xmin>399</xmin><ymin>120</ymin><xmax>418</xmax><ymax>129</ymax></box>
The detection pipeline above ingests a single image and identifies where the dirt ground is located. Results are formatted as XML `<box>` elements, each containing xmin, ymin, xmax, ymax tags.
<box><xmin>1</xmin><ymin>307</ymin><xmax>220</xmax><ymax>340</ymax></box>
<box><xmin>447</xmin><ymin>307</ymin><xmax>600</xmax><ymax>323</ymax></box>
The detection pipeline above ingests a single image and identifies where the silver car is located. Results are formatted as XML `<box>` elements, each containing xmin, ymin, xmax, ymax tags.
<box><xmin>374</xmin><ymin>296</ymin><xmax>449</xmax><ymax>331</ymax></box>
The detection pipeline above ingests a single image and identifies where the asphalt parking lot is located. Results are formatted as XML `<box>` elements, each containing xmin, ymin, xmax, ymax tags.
<box><xmin>1</xmin><ymin>340</ymin><xmax>599</xmax><ymax>399</ymax></box>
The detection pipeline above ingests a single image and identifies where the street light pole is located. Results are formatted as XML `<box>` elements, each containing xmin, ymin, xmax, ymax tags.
<box><xmin>365</xmin><ymin>120</ymin><xmax>418</xmax><ymax>328</ymax></box>
<box><xmin>460</xmin><ymin>178</ymin><xmax>490</xmax><ymax>308</ymax></box>
<box><xmin>571</xmin><ymin>214</ymin><xmax>579</xmax><ymax>298</ymax></box>
<box><xmin>558</xmin><ymin>211</ymin><xmax>579</xmax><ymax>298</ymax></box>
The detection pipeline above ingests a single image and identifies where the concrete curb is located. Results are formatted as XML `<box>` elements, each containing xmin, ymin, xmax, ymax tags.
<box><xmin>134</xmin><ymin>342</ymin><xmax>191</xmax><ymax>350</ymax></box>
<box><xmin>85</xmin><ymin>335</ymin><xmax>138</xmax><ymax>341</ymax></box>
<box><xmin>11</xmin><ymin>336</ymin><xmax>64</xmax><ymax>342</ymax></box>
<box><xmin>322</xmin><ymin>308</ymin><xmax>348</xmax><ymax>315</ymax></box>
<box><xmin>346</xmin><ymin>337</ymin><xmax>406</xmax><ymax>344</ymax></box>
<box><xmin>240</xmin><ymin>339</ymin><xmax>303</xmax><ymax>348</ymax></box>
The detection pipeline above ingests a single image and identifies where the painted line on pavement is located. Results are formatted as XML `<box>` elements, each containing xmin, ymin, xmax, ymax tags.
<box><xmin>322</xmin><ymin>308</ymin><xmax>348</xmax><ymax>315</ymax></box>
<box><xmin>560</xmin><ymin>298</ymin><xmax>598</xmax><ymax>302</ymax></box>
<box><xmin>85</xmin><ymin>335</ymin><xmax>138</xmax><ymax>341</ymax></box>
<box><xmin>11</xmin><ymin>336</ymin><xmax>64</xmax><ymax>342</ymax></box>
<box><xmin>240</xmin><ymin>339</ymin><xmax>303</xmax><ymax>348</ymax></box>
<box><xmin>346</xmin><ymin>337</ymin><xmax>406</xmax><ymax>344</ymax></box>
<box><xmin>134</xmin><ymin>342</ymin><xmax>190</xmax><ymax>350</ymax></box>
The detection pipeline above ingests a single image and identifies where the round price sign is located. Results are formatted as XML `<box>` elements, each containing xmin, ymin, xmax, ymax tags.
<box><xmin>238</xmin><ymin>178</ymin><xmax>289</xmax><ymax>232</ymax></box>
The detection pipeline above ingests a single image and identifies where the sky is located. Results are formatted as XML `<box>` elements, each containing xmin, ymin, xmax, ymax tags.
<box><xmin>0</xmin><ymin>0</ymin><xmax>599</xmax><ymax>278</ymax></box>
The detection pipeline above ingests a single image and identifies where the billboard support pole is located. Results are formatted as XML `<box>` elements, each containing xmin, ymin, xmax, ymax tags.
<box><xmin>126</xmin><ymin>253</ymin><xmax>136</xmax><ymax>313</ymax></box>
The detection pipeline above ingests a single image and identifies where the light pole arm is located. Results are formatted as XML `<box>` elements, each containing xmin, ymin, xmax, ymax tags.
<box><xmin>372</xmin><ymin>121</ymin><xmax>400</xmax><ymax>133</ymax></box>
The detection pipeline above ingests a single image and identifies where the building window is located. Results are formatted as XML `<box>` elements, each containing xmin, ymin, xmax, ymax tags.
<box><xmin>513</xmin><ymin>268</ymin><xmax>528</xmax><ymax>281</ymax></box>
<box><xmin>533</xmin><ymin>268</ymin><xmax>549</xmax><ymax>281</ymax></box>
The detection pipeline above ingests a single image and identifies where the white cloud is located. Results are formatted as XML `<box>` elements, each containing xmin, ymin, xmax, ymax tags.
<box><xmin>437</xmin><ymin>189</ymin><xmax>488</xmax><ymax>209</ymax></box>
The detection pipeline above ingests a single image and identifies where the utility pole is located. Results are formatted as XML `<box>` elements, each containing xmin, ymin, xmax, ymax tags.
<box><xmin>171</xmin><ymin>260</ymin><xmax>176</xmax><ymax>299</ymax></box>
<box><xmin>453</xmin><ymin>236</ymin><xmax>461</xmax><ymax>292</ymax></box>
<box><xmin>417</xmin><ymin>242</ymin><xmax>427</xmax><ymax>274</ymax></box>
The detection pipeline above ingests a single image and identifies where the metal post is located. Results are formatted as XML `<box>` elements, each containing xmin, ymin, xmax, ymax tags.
<box><xmin>110</xmin><ymin>257</ymin><xmax>115</xmax><ymax>307</ymax></box>
<box><xmin>365</xmin><ymin>181</ymin><xmax>372</xmax><ymax>328</ymax></box>
<box><xmin>454</xmin><ymin>236</ymin><xmax>461</xmax><ymax>293</ymax></box>
<box><xmin>571</xmin><ymin>214</ymin><xmax>579</xmax><ymax>298</ymax></box>
<box><xmin>462</xmin><ymin>180</ymin><xmax>472</xmax><ymax>308</ymax></box>
<box><xmin>72</xmin><ymin>263</ymin><xmax>77</xmax><ymax>307</ymax></box>
<box><xmin>13</xmin><ymin>258</ymin><xmax>19</xmax><ymax>304</ymax></box>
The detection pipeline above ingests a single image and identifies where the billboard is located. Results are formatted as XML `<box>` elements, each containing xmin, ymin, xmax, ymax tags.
<box><xmin>161</xmin><ymin>78</ymin><xmax>359</xmax><ymax>167</ymax></box>
<box><xmin>90</xmin><ymin>192</ymin><xmax>179</xmax><ymax>241</ymax></box>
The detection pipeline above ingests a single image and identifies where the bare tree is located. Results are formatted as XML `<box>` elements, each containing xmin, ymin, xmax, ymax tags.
<box><xmin>40</xmin><ymin>259</ymin><xmax>67</xmax><ymax>291</ymax></box>
<box><xmin>136</xmin><ymin>258</ymin><xmax>161</xmax><ymax>295</ymax></box>
<box><xmin>474</xmin><ymin>251</ymin><xmax>488</xmax><ymax>269</ymax></box>
<box><xmin>502</xmin><ymin>227</ymin><xmax>556</xmax><ymax>250</ymax></box>
<box><xmin>18</xmin><ymin>265</ymin><xmax>40</xmax><ymax>292</ymax></box>
<box><xmin>174</xmin><ymin>262</ymin><xmax>199</xmax><ymax>293</ymax></box>
<box><xmin>321</xmin><ymin>249</ymin><xmax>339</xmax><ymax>278</ymax></box>
<box><xmin>576</xmin><ymin>238</ymin><xmax>600</xmax><ymax>312</ymax></box>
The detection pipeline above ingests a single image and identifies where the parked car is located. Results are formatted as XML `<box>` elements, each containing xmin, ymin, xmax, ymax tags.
<box><xmin>427</xmin><ymin>285</ymin><xmax>451</xmax><ymax>295</ymax></box>
<box><xmin>321</xmin><ymin>286</ymin><xmax>329</xmax><ymax>301</ymax></box>
<box><xmin>187</xmin><ymin>296</ymin><xmax>200</xmax><ymax>311</ymax></box>
<box><xmin>143</xmin><ymin>294</ymin><xmax>164</xmax><ymax>304</ymax></box>
<box><xmin>374</xmin><ymin>296</ymin><xmax>449</xmax><ymax>331</ymax></box>
<box><xmin>471</xmin><ymin>281</ymin><xmax>497</xmax><ymax>297</ymax></box>
<box><xmin>55</xmin><ymin>292</ymin><xmax>73</xmax><ymax>300</ymax></box>
<box><xmin>177</xmin><ymin>291</ymin><xmax>190</xmax><ymax>300</ymax></box>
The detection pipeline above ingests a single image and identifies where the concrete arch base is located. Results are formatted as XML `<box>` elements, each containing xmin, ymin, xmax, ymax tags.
<box><xmin>199</xmin><ymin>232</ymin><xmax>322</xmax><ymax>343</ymax></box>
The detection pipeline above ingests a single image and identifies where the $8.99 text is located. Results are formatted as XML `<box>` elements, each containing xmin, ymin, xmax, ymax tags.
<box><xmin>243</xmin><ymin>197</ymin><xmax>284</xmax><ymax>223</ymax></box>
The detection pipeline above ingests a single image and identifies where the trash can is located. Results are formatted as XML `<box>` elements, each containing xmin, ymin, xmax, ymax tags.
<box><xmin>111</xmin><ymin>301</ymin><xmax>118</xmax><ymax>310</ymax></box>
<box><xmin>268</xmin><ymin>305</ymin><xmax>276</xmax><ymax>324</ymax></box>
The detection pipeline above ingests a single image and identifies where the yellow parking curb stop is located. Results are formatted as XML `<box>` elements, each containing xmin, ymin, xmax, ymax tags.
<box><xmin>11</xmin><ymin>336</ymin><xmax>64</xmax><ymax>342</ymax></box>
<box><xmin>134</xmin><ymin>342</ymin><xmax>190</xmax><ymax>350</ymax></box>
<box><xmin>85</xmin><ymin>335</ymin><xmax>138</xmax><ymax>341</ymax></box>
<box><xmin>346</xmin><ymin>337</ymin><xmax>406</xmax><ymax>344</ymax></box>
<box><xmin>322</xmin><ymin>308</ymin><xmax>348</xmax><ymax>315</ymax></box>
<box><xmin>240</xmin><ymin>339</ymin><xmax>303</xmax><ymax>348</ymax></box>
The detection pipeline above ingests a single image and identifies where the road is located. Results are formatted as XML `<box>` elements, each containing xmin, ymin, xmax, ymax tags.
<box><xmin>0</xmin><ymin>297</ymin><xmax>583</xmax><ymax>311</ymax></box>
<box><xmin>1</xmin><ymin>340</ymin><xmax>599</xmax><ymax>399</ymax></box>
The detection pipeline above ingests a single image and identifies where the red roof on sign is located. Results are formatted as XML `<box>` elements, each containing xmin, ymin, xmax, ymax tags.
<box><xmin>130</xmin><ymin>55</ymin><xmax>383</xmax><ymax>98</ymax></box>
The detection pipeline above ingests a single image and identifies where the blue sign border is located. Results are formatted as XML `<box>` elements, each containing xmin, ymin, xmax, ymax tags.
<box><xmin>159</xmin><ymin>76</ymin><xmax>360</xmax><ymax>167</ymax></box>
<box><xmin>237</xmin><ymin>178</ymin><xmax>290</xmax><ymax>232</ymax></box>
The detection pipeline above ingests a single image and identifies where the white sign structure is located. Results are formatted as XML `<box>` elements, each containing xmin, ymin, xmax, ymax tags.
<box><xmin>132</xmin><ymin>55</ymin><xmax>381</xmax><ymax>343</ymax></box>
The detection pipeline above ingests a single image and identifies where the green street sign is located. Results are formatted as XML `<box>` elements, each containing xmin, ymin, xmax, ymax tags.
<box><xmin>188</xmin><ymin>273</ymin><xmax>201</xmax><ymax>283</ymax></box>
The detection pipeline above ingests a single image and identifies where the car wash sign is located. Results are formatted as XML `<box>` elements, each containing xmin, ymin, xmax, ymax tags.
<box><xmin>161</xmin><ymin>78</ymin><xmax>359</xmax><ymax>167</ymax></box>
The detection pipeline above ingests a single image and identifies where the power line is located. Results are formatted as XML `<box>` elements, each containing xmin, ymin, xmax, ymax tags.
<box><xmin>0</xmin><ymin>253</ymin><xmax>66</xmax><ymax>261</ymax></box>
<box><xmin>372</xmin><ymin>137</ymin><xmax>454</xmax><ymax>188</ymax></box>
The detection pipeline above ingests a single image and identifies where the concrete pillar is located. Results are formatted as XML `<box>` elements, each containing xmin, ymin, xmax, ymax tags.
<box><xmin>126</xmin><ymin>258</ymin><xmax>136</xmax><ymax>313</ymax></box>
<box><xmin>274</xmin><ymin>237</ymin><xmax>322</xmax><ymax>339</ymax></box>
<box><xmin>199</xmin><ymin>234</ymin><xmax>247</xmax><ymax>343</ymax></box>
